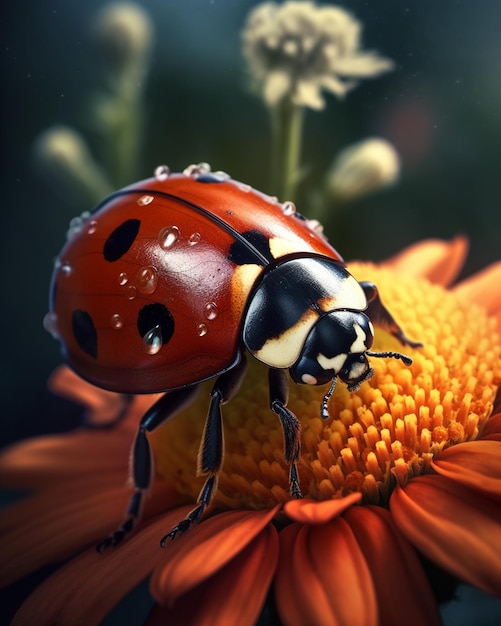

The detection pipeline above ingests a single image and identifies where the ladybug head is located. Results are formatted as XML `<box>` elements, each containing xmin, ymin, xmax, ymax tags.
<box><xmin>289</xmin><ymin>310</ymin><xmax>375</xmax><ymax>390</ymax></box>
<box><xmin>289</xmin><ymin>309</ymin><xmax>414</xmax><ymax>419</ymax></box>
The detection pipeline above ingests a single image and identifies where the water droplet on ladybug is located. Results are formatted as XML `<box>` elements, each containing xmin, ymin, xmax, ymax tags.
<box><xmin>213</xmin><ymin>170</ymin><xmax>230</xmax><ymax>181</ymax></box>
<box><xmin>143</xmin><ymin>325</ymin><xmax>162</xmax><ymax>354</ymax></box>
<box><xmin>154</xmin><ymin>164</ymin><xmax>170</xmax><ymax>181</ymax></box>
<box><xmin>188</xmin><ymin>232</ymin><xmax>201</xmax><ymax>245</ymax></box>
<box><xmin>204</xmin><ymin>302</ymin><xmax>218</xmax><ymax>320</ymax></box>
<box><xmin>87</xmin><ymin>220</ymin><xmax>98</xmax><ymax>234</ymax></box>
<box><xmin>137</xmin><ymin>195</ymin><xmax>154</xmax><ymax>206</ymax></box>
<box><xmin>60</xmin><ymin>263</ymin><xmax>72</xmax><ymax>276</ymax></box>
<box><xmin>197</xmin><ymin>323</ymin><xmax>208</xmax><ymax>337</ymax></box>
<box><xmin>118</xmin><ymin>272</ymin><xmax>128</xmax><ymax>286</ymax></box>
<box><xmin>282</xmin><ymin>201</ymin><xmax>296</xmax><ymax>216</ymax></box>
<box><xmin>183</xmin><ymin>162</ymin><xmax>211</xmax><ymax>178</ymax></box>
<box><xmin>43</xmin><ymin>312</ymin><xmax>59</xmax><ymax>338</ymax></box>
<box><xmin>136</xmin><ymin>266</ymin><xmax>158</xmax><ymax>295</ymax></box>
<box><xmin>125</xmin><ymin>285</ymin><xmax>137</xmax><ymax>300</ymax></box>
<box><xmin>158</xmin><ymin>226</ymin><xmax>180</xmax><ymax>249</ymax></box>
<box><xmin>66</xmin><ymin>211</ymin><xmax>91</xmax><ymax>240</ymax></box>
<box><xmin>110</xmin><ymin>313</ymin><xmax>124</xmax><ymax>329</ymax></box>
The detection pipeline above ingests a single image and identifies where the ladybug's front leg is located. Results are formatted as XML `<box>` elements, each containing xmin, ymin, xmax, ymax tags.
<box><xmin>269</xmin><ymin>368</ymin><xmax>303</xmax><ymax>499</ymax></box>
<box><xmin>160</xmin><ymin>356</ymin><xmax>248</xmax><ymax>545</ymax></box>
<box><xmin>97</xmin><ymin>386</ymin><xmax>198</xmax><ymax>552</ymax></box>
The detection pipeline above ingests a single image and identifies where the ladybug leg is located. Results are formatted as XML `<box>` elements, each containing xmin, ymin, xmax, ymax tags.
<box><xmin>160</xmin><ymin>357</ymin><xmax>248</xmax><ymax>545</ymax></box>
<box><xmin>360</xmin><ymin>281</ymin><xmax>423</xmax><ymax>349</ymax></box>
<box><xmin>96</xmin><ymin>386</ymin><xmax>198</xmax><ymax>552</ymax></box>
<box><xmin>268</xmin><ymin>368</ymin><xmax>303</xmax><ymax>499</ymax></box>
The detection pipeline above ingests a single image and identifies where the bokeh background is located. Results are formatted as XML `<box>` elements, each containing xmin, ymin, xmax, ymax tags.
<box><xmin>1</xmin><ymin>1</ymin><xmax>501</xmax><ymax>624</ymax></box>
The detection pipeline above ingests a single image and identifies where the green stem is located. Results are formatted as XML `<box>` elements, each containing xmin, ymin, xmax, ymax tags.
<box><xmin>271</xmin><ymin>100</ymin><xmax>305</xmax><ymax>202</ymax></box>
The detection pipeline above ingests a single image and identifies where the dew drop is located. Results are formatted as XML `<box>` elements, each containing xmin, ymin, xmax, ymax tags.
<box><xmin>158</xmin><ymin>226</ymin><xmax>180</xmax><ymax>249</ymax></box>
<box><xmin>66</xmin><ymin>211</ymin><xmax>91</xmax><ymax>240</ymax></box>
<box><xmin>204</xmin><ymin>302</ymin><xmax>218</xmax><ymax>320</ymax></box>
<box><xmin>282</xmin><ymin>201</ymin><xmax>296</xmax><ymax>216</ymax></box>
<box><xmin>183</xmin><ymin>162</ymin><xmax>211</xmax><ymax>178</ymax></box>
<box><xmin>43</xmin><ymin>312</ymin><xmax>59</xmax><ymax>338</ymax></box>
<box><xmin>188</xmin><ymin>232</ymin><xmax>201</xmax><ymax>246</ymax></box>
<box><xmin>235</xmin><ymin>182</ymin><xmax>252</xmax><ymax>193</ymax></box>
<box><xmin>136</xmin><ymin>266</ymin><xmax>158</xmax><ymax>295</ymax></box>
<box><xmin>143</xmin><ymin>325</ymin><xmax>163</xmax><ymax>354</ymax></box>
<box><xmin>118</xmin><ymin>272</ymin><xmax>128</xmax><ymax>286</ymax></box>
<box><xmin>213</xmin><ymin>170</ymin><xmax>230</xmax><ymax>181</ymax></box>
<box><xmin>125</xmin><ymin>285</ymin><xmax>137</xmax><ymax>300</ymax></box>
<box><xmin>197</xmin><ymin>323</ymin><xmax>208</xmax><ymax>337</ymax></box>
<box><xmin>87</xmin><ymin>220</ymin><xmax>98</xmax><ymax>234</ymax></box>
<box><xmin>137</xmin><ymin>195</ymin><xmax>154</xmax><ymax>206</ymax></box>
<box><xmin>110</xmin><ymin>313</ymin><xmax>124</xmax><ymax>329</ymax></box>
<box><xmin>154</xmin><ymin>164</ymin><xmax>170</xmax><ymax>181</ymax></box>
<box><xmin>60</xmin><ymin>263</ymin><xmax>72</xmax><ymax>276</ymax></box>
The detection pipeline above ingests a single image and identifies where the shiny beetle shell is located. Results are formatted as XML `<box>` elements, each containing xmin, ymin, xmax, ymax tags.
<box><xmin>49</xmin><ymin>171</ymin><xmax>341</xmax><ymax>393</ymax></box>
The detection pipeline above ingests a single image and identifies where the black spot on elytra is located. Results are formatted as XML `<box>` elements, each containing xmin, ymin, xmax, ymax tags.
<box><xmin>228</xmin><ymin>229</ymin><xmax>273</xmax><ymax>266</ymax></box>
<box><xmin>72</xmin><ymin>310</ymin><xmax>98</xmax><ymax>358</ymax></box>
<box><xmin>103</xmin><ymin>219</ymin><xmax>140</xmax><ymax>262</ymax></box>
<box><xmin>137</xmin><ymin>303</ymin><xmax>175</xmax><ymax>345</ymax></box>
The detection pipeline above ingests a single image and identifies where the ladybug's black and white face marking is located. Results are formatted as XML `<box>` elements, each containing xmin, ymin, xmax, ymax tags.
<box><xmin>289</xmin><ymin>311</ymin><xmax>375</xmax><ymax>390</ymax></box>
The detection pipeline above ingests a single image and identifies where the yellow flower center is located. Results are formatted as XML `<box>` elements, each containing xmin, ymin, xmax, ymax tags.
<box><xmin>151</xmin><ymin>263</ymin><xmax>501</xmax><ymax>510</ymax></box>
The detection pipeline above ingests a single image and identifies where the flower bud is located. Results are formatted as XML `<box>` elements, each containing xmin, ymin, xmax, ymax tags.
<box><xmin>33</xmin><ymin>126</ymin><xmax>113</xmax><ymax>203</ymax></box>
<box><xmin>326</xmin><ymin>138</ymin><xmax>400</xmax><ymax>200</ymax></box>
<box><xmin>93</xmin><ymin>2</ymin><xmax>153</xmax><ymax>91</ymax></box>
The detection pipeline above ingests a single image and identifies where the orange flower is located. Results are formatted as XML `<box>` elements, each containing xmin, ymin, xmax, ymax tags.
<box><xmin>1</xmin><ymin>237</ymin><xmax>500</xmax><ymax>626</ymax></box>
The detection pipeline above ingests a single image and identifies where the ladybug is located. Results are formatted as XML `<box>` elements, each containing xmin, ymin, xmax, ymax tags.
<box><xmin>46</xmin><ymin>162</ymin><xmax>421</xmax><ymax>549</ymax></box>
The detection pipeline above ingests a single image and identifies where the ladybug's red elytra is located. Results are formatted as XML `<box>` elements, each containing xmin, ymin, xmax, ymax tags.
<box><xmin>46</xmin><ymin>162</ymin><xmax>422</xmax><ymax>549</ymax></box>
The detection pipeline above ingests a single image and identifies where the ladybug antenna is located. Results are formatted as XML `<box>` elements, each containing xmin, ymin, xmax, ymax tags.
<box><xmin>320</xmin><ymin>377</ymin><xmax>337</xmax><ymax>420</ymax></box>
<box><xmin>366</xmin><ymin>351</ymin><xmax>413</xmax><ymax>367</ymax></box>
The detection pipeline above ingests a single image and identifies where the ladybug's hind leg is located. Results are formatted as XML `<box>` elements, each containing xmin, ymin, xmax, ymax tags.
<box><xmin>269</xmin><ymin>368</ymin><xmax>303</xmax><ymax>499</ymax></box>
<box><xmin>161</xmin><ymin>357</ymin><xmax>248</xmax><ymax>545</ymax></box>
<box><xmin>97</xmin><ymin>386</ymin><xmax>198</xmax><ymax>552</ymax></box>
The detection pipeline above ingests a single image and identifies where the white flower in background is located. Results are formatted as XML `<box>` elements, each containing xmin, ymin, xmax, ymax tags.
<box><xmin>326</xmin><ymin>137</ymin><xmax>400</xmax><ymax>200</ymax></box>
<box><xmin>242</xmin><ymin>1</ymin><xmax>394</xmax><ymax>110</ymax></box>
<box><xmin>33</xmin><ymin>126</ymin><xmax>113</xmax><ymax>203</ymax></box>
<box><xmin>93</xmin><ymin>2</ymin><xmax>153</xmax><ymax>94</ymax></box>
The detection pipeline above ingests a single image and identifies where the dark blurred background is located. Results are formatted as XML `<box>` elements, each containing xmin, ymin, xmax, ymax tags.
<box><xmin>1</xmin><ymin>1</ymin><xmax>500</xmax><ymax>623</ymax></box>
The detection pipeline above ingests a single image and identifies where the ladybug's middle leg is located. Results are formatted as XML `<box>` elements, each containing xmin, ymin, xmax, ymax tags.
<box><xmin>269</xmin><ymin>368</ymin><xmax>303</xmax><ymax>499</ymax></box>
<box><xmin>161</xmin><ymin>356</ymin><xmax>248</xmax><ymax>545</ymax></box>
<box><xmin>96</xmin><ymin>385</ymin><xmax>199</xmax><ymax>552</ymax></box>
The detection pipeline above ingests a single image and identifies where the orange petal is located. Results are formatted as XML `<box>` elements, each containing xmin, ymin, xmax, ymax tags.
<box><xmin>390</xmin><ymin>474</ymin><xmax>501</xmax><ymax>595</ymax></box>
<box><xmin>275</xmin><ymin>523</ymin><xmax>334</xmax><ymax>626</ymax></box>
<box><xmin>0</xmin><ymin>430</ymin><xmax>130</xmax><ymax>489</ymax></box>
<box><xmin>11</xmin><ymin>510</ymin><xmax>190</xmax><ymax>626</ymax></box>
<box><xmin>480</xmin><ymin>413</ymin><xmax>501</xmax><ymax>441</ymax></box>
<box><xmin>275</xmin><ymin>519</ymin><xmax>377</xmax><ymax>626</ymax></box>
<box><xmin>284</xmin><ymin>492</ymin><xmax>361</xmax><ymax>524</ymax></box>
<box><xmin>382</xmin><ymin>236</ymin><xmax>468</xmax><ymax>286</ymax></box>
<box><xmin>344</xmin><ymin>506</ymin><xmax>441</xmax><ymax>626</ymax></box>
<box><xmin>453</xmin><ymin>262</ymin><xmax>501</xmax><ymax>331</ymax></box>
<box><xmin>0</xmin><ymin>480</ymin><xmax>169</xmax><ymax>586</ymax></box>
<box><xmin>150</xmin><ymin>506</ymin><xmax>279</xmax><ymax>606</ymax></box>
<box><xmin>432</xmin><ymin>440</ymin><xmax>501</xmax><ymax>500</ymax></box>
<box><xmin>146</xmin><ymin>524</ymin><xmax>278</xmax><ymax>626</ymax></box>
<box><xmin>48</xmin><ymin>366</ymin><xmax>136</xmax><ymax>427</ymax></box>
